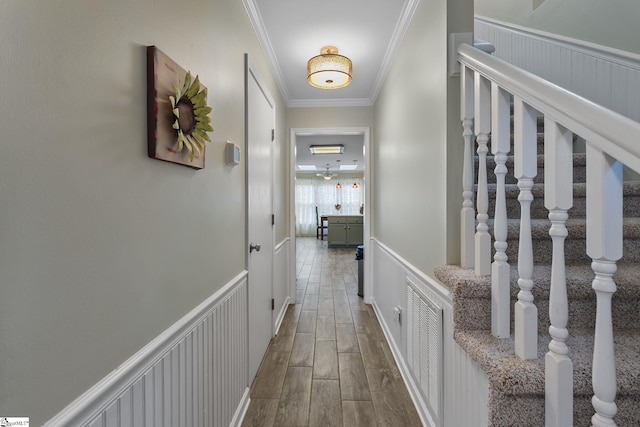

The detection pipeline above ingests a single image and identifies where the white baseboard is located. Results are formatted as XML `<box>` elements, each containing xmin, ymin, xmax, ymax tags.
<box><xmin>274</xmin><ymin>296</ymin><xmax>290</xmax><ymax>335</ymax></box>
<box><xmin>230</xmin><ymin>387</ymin><xmax>251</xmax><ymax>427</ymax></box>
<box><xmin>370</xmin><ymin>239</ymin><xmax>490</xmax><ymax>427</ymax></box>
<box><xmin>371</xmin><ymin>299</ymin><xmax>435</xmax><ymax>427</ymax></box>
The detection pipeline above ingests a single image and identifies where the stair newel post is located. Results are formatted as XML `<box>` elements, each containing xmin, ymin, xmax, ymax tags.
<box><xmin>474</xmin><ymin>73</ymin><xmax>491</xmax><ymax>276</ymax></box>
<box><xmin>490</xmin><ymin>83</ymin><xmax>511</xmax><ymax>338</ymax></box>
<box><xmin>513</xmin><ymin>97</ymin><xmax>538</xmax><ymax>359</ymax></box>
<box><xmin>586</xmin><ymin>144</ymin><xmax>622</xmax><ymax>427</ymax></box>
<box><xmin>460</xmin><ymin>64</ymin><xmax>475</xmax><ymax>269</ymax></box>
<box><xmin>544</xmin><ymin>119</ymin><xmax>574</xmax><ymax>426</ymax></box>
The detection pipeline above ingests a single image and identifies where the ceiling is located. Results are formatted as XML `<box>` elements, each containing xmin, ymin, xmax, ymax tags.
<box><xmin>244</xmin><ymin>0</ymin><xmax>419</xmax><ymax>107</ymax></box>
<box><xmin>244</xmin><ymin>0</ymin><xmax>419</xmax><ymax>173</ymax></box>
<box><xmin>295</xmin><ymin>133</ymin><xmax>365</xmax><ymax>174</ymax></box>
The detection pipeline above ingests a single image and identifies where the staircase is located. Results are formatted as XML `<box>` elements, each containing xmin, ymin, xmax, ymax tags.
<box><xmin>436</xmin><ymin>89</ymin><xmax>640</xmax><ymax>425</ymax></box>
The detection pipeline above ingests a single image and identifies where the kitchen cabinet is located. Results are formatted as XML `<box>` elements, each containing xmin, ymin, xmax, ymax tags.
<box><xmin>327</xmin><ymin>215</ymin><xmax>363</xmax><ymax>247</ymax></box>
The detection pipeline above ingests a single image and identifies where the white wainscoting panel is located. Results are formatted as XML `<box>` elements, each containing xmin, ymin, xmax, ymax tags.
<box><xmin>406</xmin><ymin>275</ymin><xmax>443</xmax><ymax>425</ymax></box>
<box><xmin>370</xmin><ymin>238</ymin><xmax>489</xmax><ymax>427</ymax></box>
<box><xmin>44</xmin><ymin>272</ymin><xmax>250</xmax><ymax>427</ymax></box>
<box><xmin>475</xmin><ymin>16</ymin><xmax>640</xmax><ymax>123</ymax></box>
<box><xmin>445</xmin><ymin>341</ymin><xmax>489</xmax><ymax>427</ymax></box>
<box><xmin>274</xmin><ymin>238</ymin><xmax>291</xmax><ymax>334</ymax></box>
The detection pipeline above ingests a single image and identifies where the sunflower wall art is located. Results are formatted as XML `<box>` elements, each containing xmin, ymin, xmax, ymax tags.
<box><xmin>147</xmin><ymin>46</ymin><xmax>213</xmax><ymax>169</ymax></box>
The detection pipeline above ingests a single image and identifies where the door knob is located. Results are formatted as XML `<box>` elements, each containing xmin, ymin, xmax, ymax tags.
<box><xmin>249</xmin><ymin>243</ymin><xmax>261</xmax><ymax>253</ymax></box>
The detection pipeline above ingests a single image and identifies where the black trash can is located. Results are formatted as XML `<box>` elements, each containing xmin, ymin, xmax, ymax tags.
<box><xmin>355</xmin><ymin>245</ymin><xmax>364</xmax><ymax>297</ymax></box>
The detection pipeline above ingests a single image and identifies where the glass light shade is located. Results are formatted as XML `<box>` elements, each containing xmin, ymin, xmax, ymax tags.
<box><xmin>307</xmin><ymin>46</ymin><xmax>352</xmax><ymax>90</ymax></box>
<box><xmin>309</xmin><ymin>144</ymin><xmax>344</xmax><ymax>154</ymax></box>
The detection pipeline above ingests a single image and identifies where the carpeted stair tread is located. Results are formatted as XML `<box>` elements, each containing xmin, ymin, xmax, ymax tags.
<box><xmin>460</xmin><ymin>107</ymin><xmax>640</xmax><ymax>424</ymax></box>
<box><xmin>435</xmin><ymin>264</ymin><xmax>640</xmax><ymax>330</ymax></box>
<box><xmin>453</xmin><ymin>329</ymin><xmax>640</xmax><ymax>397</ymax></box>
<box><xmin>435</xmin><ymin>263</ymin><xmax>640</xmax><ymax>300</ymax></box>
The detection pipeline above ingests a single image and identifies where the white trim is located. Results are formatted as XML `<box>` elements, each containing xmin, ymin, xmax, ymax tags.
<box><xmin>369</xmin><ymin>0</ymin><xmax>421</xmax><ymax>102</ymax></box>
<box><xmin>243</xmin><ymin>0</ymin><xmax>419</xmax><ymax>107</ymax></box>
<box><xmin>474</xmin><ymin>17</ymin><xmax>640</xmax><ymax>125</ymax></box>
<box><xmin>275</xmin><ymin>237</ymin><xmax>289</xmax><ymax>252</ymax></box>
<box><xmin>288</xmin><ymin>131</ymin><xmax>297</xmax><ymax>302</ymax></box>
<box><xmin>372</xmin><ymin>299</ymin><xmax>436</xmax><ymax>427</ymax></box>
<box><xmin>230</xmin><ymin>388</ymin><xmax>251</xmax><ymax>427</ymax></box>
<box><xmin>371</xmin><ymin>237</ymin><xmax>452</xmax><ymax>301</ymax></box>
<box><xmin>241</xmin><ymin>0</ymin><xmax>291</xmax><ymax>103</ymax></box>
<box><xmin>475</xmin><ymin>16</ymin><xmax>640</xmax><ymax>67</ymax></box>
<box><xmin>274</xmin><ymin>296</ymin><xmax>291</xmax><ymax>336</ymax></box>
<box><xmin>289</xmin><ymin>127</ymin><xmax>372</xmax><ymax>304</ymax></box>
<box><xmin>44</xmin><ymin>271</ymin><xmax>249</xmax><ymax>427</ymax></box>
<box><xmin>287</xmin><ymin>98</ymin><xmax>374</xmax><ymax>108</ymax></box>
<box><xmin>274</xmin><ymin>238</ymin><xmax>291</xmax><ymax>334</ymax></box>
<box><xmin>458</xmin><ymin>44</ymin><xmax>640</xmax><ymax>174</ymax></box>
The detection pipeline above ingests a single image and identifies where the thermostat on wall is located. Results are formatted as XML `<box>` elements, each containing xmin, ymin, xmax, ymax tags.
<box><xmin>226</xmin><ymin>141</ymin><xmax>241</xmax><ymax>165</ymax></box>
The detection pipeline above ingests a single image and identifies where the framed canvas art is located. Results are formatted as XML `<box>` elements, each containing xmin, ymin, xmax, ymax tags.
<box><xmin>147</xmin><ymin>46</ymin><xmax>212</xmax><ymax>169</ymax></box>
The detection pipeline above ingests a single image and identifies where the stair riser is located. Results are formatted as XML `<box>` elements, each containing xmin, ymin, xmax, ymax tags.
<box><xmin>454</xmin><ymin>292</ymin><xmax>640</xmax><ymax>335</ymax></box>
<box><xmin>489</xmin><ymin>393</ymin><xmax>639</xmax><ymax>427</ymax></box>
<box><xmin>475</xmin><ymin>158</ymin><xmax>586</xmax><ymax>185</ymax></box>
<box><xmin>481</xmin><ymin>133</ymin><xmax>546</xmax><ymax>154</ymax></box>
<box><xmin>486</xmin><ymin>195</ymin><xmax>640</xmax><ymax>220</ymax></box>
<box><xmin>501</xmin><ymin>235</ymin><xmax>640</xmax><ymax>264</ymax></box>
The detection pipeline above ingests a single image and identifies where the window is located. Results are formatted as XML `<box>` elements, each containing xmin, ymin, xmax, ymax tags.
<box><xmin>295</xmin><ymin>176</ymin><xmax>363</xmax><ymax>236</ymax></box>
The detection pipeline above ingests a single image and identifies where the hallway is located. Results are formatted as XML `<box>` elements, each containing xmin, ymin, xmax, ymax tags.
<box><xmin>242</xmin><ymin>237</ymin><xmax>422</xmax><ymax>426</ymax></box>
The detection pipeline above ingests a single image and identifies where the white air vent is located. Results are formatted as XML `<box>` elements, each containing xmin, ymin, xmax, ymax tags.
<box><xmin>406</xmin><ymin>275</ymin><xmax>443</xmax><ymax>425</ymax></box>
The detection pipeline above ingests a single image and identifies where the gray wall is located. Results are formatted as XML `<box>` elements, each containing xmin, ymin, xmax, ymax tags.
<box><xmin>373</xmin><ymin>0</ymin><xmax>450</xmax><ymax>274</ymax></box>
<box><xmin>0</xmin><ymin>0</ymin><xmax>285</xmax><ymax>424</ymax></box>
<box><xmin>286</xmin><ymin>106</ymin><xmax>375</xmax><ymax>131</ymax></box>
<box><xmin>475</xmin><ymin>0</ymin><xmax>640</xmax><ymax>54</ymax></box>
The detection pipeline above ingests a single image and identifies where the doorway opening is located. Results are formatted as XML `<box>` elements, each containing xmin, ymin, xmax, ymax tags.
<box><xmin>289</xmin><ymin>127</ymin><xmax>372</xmax><ymax>304</ymax></box>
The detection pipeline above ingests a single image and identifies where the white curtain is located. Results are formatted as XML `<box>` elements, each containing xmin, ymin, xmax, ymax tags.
<box><xmin>295</xmin><ymin>176</ymin><xmax>364</xmax><ymax>236</ymax></box>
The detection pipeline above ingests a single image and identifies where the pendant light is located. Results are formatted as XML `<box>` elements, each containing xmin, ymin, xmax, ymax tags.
<box><xmin>307</xmin><ymin>46</ymin><xmax>352</xmax><ymax>90</ymax></box>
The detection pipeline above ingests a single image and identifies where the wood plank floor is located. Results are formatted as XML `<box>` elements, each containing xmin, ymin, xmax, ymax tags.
<box><xmin>242</xmin><ymin>237</ymin><xmax>422</xmax><ymax>427</ymax></box>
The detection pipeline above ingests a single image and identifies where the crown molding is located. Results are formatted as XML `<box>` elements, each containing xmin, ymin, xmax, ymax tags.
<box><xmin>287</xmin><ymin>97</ymin><xmax>374</xmax><ymax>108</ymax></box>
<box><xmin>243</xmin><ymin>0</ymin><xmax>419</xmax><ymax>107</ymax></box>
<box><xmin>242</xmin><ymin>0</ymin><xmax>292</xmax><ymax>103</ymax></box>
<box><xmin>369</xmin><ymin>0</ymin><xmax>421</xmax><ymax>103</ymax></box>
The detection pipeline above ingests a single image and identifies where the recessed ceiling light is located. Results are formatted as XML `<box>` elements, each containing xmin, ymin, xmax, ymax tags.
<box><xmin>339</xmin><ymin>165</ymin><xmax>358</xmax><ymax>171</ymax></box>
<box><xmin>297</xmin><ymin>165</ymin><xmax>317</xmax><ymax>171</ymax></box>
<box><xmin>309</xmin><ymin>145</ymin><xmax>344</xmax><ymax>155</ymax></box>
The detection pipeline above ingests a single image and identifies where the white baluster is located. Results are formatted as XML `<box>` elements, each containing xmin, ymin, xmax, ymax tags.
<box><xmin>544</xmin><ymin>119</ymin><xmax>574</xmax><ymax>426</ymax></box>
<box><xmin>513</xmin><ymin>97</ymin><xmax>538</xmax><ymax>359</ymax></box>
<box><xmin>491</xmin><ymin>83</ymin><xmax>510</xmax><ymax>338</ymax></box>
<box><xmin>474</xmin><ymin>73</ymin><xmax>491</xmax><ymax>276</ymax></box>
<box><xmin>586</xmin><ymin>144</ymin><xmax>622</xmax><ymax>427</ymax></box>
<box><xmin>460</xmin><ymin>64</ymin><xmax>475</xmax><ymax>269</ymax></box>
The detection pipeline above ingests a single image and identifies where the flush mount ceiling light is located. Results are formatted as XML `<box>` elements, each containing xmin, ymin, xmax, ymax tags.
<box><xmin>307</xmin><ymin>46</ymin><xmax>352</xmax><ymax>90</ymax></box>
<box><xmin>309</xmin><ymin>144</ymin><xmax>344</xmax><ymax>155</ymax></box>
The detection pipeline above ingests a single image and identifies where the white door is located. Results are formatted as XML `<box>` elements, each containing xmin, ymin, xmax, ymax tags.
<box><xmin>246</xmin><ymin>56</ymin><xmax>275</xmax><ymax>382</ymax></box>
